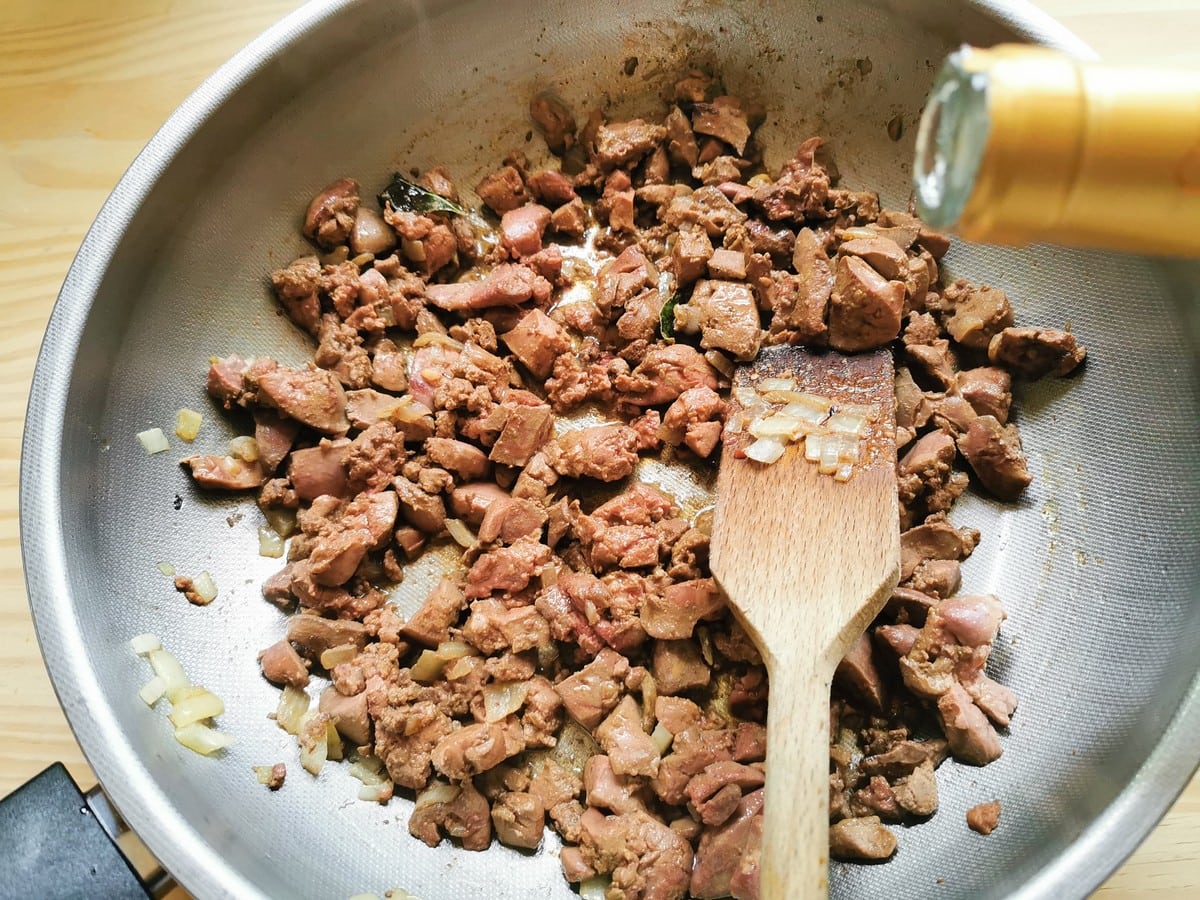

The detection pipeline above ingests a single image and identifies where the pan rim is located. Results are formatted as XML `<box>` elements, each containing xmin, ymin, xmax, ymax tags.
<box><xmin>18</xmin><ymin>1</ymin><xmax>1197</xmax><ymax>898</ymax></box>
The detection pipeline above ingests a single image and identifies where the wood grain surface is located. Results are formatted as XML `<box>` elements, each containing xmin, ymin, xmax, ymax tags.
<box><xmin>0</xmin><ymin>1</ymin><xmax>1195</xmax><ymax>897</ymax></box>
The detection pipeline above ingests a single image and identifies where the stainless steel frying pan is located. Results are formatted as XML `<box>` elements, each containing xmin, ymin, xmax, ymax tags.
<box><xmin>20</xmin><ymin>1</ymin><xmax>1200</xmax><ymax>897</ymax></box>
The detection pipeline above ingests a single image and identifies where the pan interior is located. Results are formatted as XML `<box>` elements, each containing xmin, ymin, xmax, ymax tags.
<box><xmin>23</xmin><ymin>0</ymin><xmax>1200</xmax><ymax>898</ymax></box>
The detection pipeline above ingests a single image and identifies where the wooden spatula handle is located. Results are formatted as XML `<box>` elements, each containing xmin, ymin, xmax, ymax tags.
<box><xmin>758</xmin><ymin>660</ymin><xmax>833</xmax><ymax>900</ymax></box>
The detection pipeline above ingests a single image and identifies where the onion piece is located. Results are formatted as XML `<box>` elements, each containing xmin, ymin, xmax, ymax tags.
<box><xmin>436</xmin><ymin>641</ymin><xmax>477</xmax><ymax>660</ymax></box>
<box><xmin>275</xmin><ymin>685</ymin><xmax>310</xmax><ymax>735</ymax></box>
<box><xmin>129</xmin><ymin>633</ymin><xmax>161</xmax><ymax>656</ymax></box>
<box><xmin>326</xmin><ymin>721</ymin><xmax>345</xmax><ymax>761</ymax></box>
<box><xmin>744</xmin><ymin>437</ymin><xmax>786</xmax><ymax>464</ymax></box>
<box><xmin>747</xmin><ymin>413</ymin><xmax>799</xmax><ymax>440</ymax></box>
<box><xmin>253</xmin><ymin>765</ymin><xmax>278</xmax><ymax>785</ymax></box>
<box><xmin>175</xmin><ymin>409</ymin><xmax>203</xmax><ymax>442</ymax></box>
<box><xmin>756</xmin><ymin>376</ymin><xmax>796</xmax><ymax>392</ymax></box>
<box><xmin>651</xmin><ymin>722</ymin><xmax>674</xmax><ymax>755</ymax></box>
<box><xmin>834</xmin><ymin>462</ymin><xmax>855</xmax><ymax>482</ymax></box>
<box><xmin>298</xmin><ymin>713</ymin><xmax>330</xmax><ymax>776</ymax></box>
<box><xmin>704</xmin><ymin>349</ymin><xmax>735</xmax><ymax>378</ymax></box>
<box><xmin>394</xmin><ymin>396</ymin><xmax>433</xmax><ymax>424</ymax></box>
<box><xmin>358</xmin><ymin>781</ymin><xmax>394</xmax><ymax>803</ymax></box>
<box><xmin>443</xmin><ymin>656</ymin><xmax>476</xmax><ymax>680</ymax></box>
<box><xmin>257</xmin><ymin>526</ymin><xmax>284</xmax><ymax>558</ymax></box>
<box><xmin>190</xmin><ymin>571</ymin><xmax>218</xmax><ymax>604</ymax></box>
<box><xmin>826</xmin><ymin>411</ymin><xmax>868</xmax><ymax>437</ymax></box>
<box><xmin>540</xmin><ymin>564</ymin><xmax>559</xmax><ymax>589</ymax></box>
<box><xmin>264</xmin><ymin>507</ymin><xmax>298</xmax><ymax>537</ymax></box>
<box><xmin>139</xmin><ymin>676</ymin><xmax>166</xmax><ymax>707</ymax></box>
<box><xmin>414</xmin><ymin>780</ymin><xmax>461</xmax><ymax>810</ymax></box>
<box><xmin>168</xmin><ymin>689</ymin><xmax>225</xmax><ymax>728</ymax></box>
<box><xmin>320</xmin><ymin>643</ymin><xmax>358</xmax><ymax>670</ymax></box>
<box><xmin>779</xmin><ymin>400</ymin><xmax>831</xmax><ymax>429</ymax></box>
<box><xmin>411</xmin><ymin>332</ymin><xmax>463</xmax><ymax>351</ymax></box>
<box><xmin>805</xmin><ymin>433</ymin><xmax>825</xmax><ymax>463</ymax></box>
<box><xmin>482</xmin><ymin>681</ymin><xmax>527</xmax><ymax>723</ymax></box>
<box><xmin>228</xmin><ymin>436</ymin><xmax>260</xmax><ymax>462</ymax></box>
<box><xmin>839</xmin><ymin>226</ymin><xmax>877</xmax><ymax>241</ymax></box>
<box><xmin>136</xmin><ymin>428</ymin><xmax>169</xmax><ymax>455</ymax></box>
<box><xmin>147</xmin><ymin>649</ymin><xmax>190</xmax><ymax>703</ymax></box>
<box><xmin>349</xmin><ymin>755</ymin><xmax>388</xmax><ymax>785</ymax></box>
<box><xmin>156</xmin><ymin>562</ymin><xmax>176</xmax><ymax>577</ymax></box>
<box><xmin>445</xmin><ymin>518</ymin><xmax>476</xmax><ymax>548</ymax></box>
<box><xmin>409</xmin><ymin>649</ymin><xmax>446</xmax><ymax>684</ymax></box>
<box><xmin>579</xmin><ymin>876</ymin><xmax>611</xmax><ymax>900</ymax></box>
<box><xmin>732</xmin><ymin>385</ymin><xmax>760</xmax><ymax>408</ymax></box>
<box><xmin>173</xmin><ymin>722</ymin><xmax>234</xmax><ymax>756</ymax></box>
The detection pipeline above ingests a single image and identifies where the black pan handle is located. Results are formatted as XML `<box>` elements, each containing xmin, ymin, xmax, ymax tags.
<box><xmin>0</xmin><ymin>763</ymin><xmax>176</xmax><ymax>899</ymax></box>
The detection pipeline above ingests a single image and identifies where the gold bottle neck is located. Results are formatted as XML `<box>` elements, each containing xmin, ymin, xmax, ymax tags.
<box><xmin>916</xmin><ymin>44</ymin><xmax>1200</xmax><ymax>257</ymax></box>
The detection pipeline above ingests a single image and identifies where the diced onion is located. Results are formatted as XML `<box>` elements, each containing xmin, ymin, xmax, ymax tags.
<box><xmin>756</xmin><ymin>376</ymin><xmax>796</xmax><ymax>392</ymax></box>
<box><xmin>172</xmin><ymin>684</ymin><xmax>209</xmax><ymax>703</ymax></box>
<box><xmin>156</xmin><ymin>562</ymin><xmax>176</xmax><ymax>577</ymax></box>
<box><xmin>264</xmin><ymin>507</ymin><xmax>298</xmax><ymax>537</ymax></box>
<box><xmin>228</xmin><ymin>436</ymin><xmax>260</xmax><ymax>462</ymax></box>
<box><xmin>349</xmin><ymin>755</ymin><xmax>389</xmax><ymax>785</ymax></box>
<box><xmin>139</xmin><ymin>676</ymin><xmax>167</xmax><ymax>707</ymax></box>
<box><xmin>136</xmin><ymin>428</ymin><xmax>169</xmax><ymax>455</ymax></box>
<box><xmin>258</xmin><ymin>526</ymin><xmax>285</xmax><ymax>558</ymax></box>
<box><xmin>540</xmin><ymin>564</ymin><xmax>559</xmax><ymax>588</ymax></box>
<box><xmin>147</xmin><ymin>649</ymin><xmax>190</xmax><ymax>703</ymax></box>
<box><xmin>805</xmin><ymin>433</ymin><xmax>825</xmax><ymax>462</ymax></box>
<box><xmin>298</xmin><ymin>713</ymin><xmax>330</xmax><ymax>775</ymax></box>
<box><xmin>819</xmin><ymin>435</ymin><xmax>842</xmax><ymax>474</ymax></box>
<box><xmin>839</xmin><ymin>227</ymin><xmax>877</xmax><ymax>241</ymax></box>
<box><xmin>326</xmin><ymin>721</ymin><xmax>345</xmax><ymax>761</ymax></box>
<box><xmin>168</xmin><ymin>689</ymin><xmax>225</xmax><ymax>728</ymax></box>
<box><xmin>401</xmin><ymin>236</ymin><xmax>427</xmax><ymax>263</ymax></box>
<box><xmin>482</xmin><ymin>681</ymin><xmax>527</xmax><ymax>723</ymax></box>
<box><xmin>347</xmin><ymin>894</ymin><xmax>380</xmax><ymax>900</ymax></box>
<box><xmin>445</xmin><ymin>518</ymin><xmax>475</xmax><ymax>548</ymax></box>
<box><xmin>779</xmin><ymin>400</ymin><xmax>831</xmax><ymax>428</ymax></box>
<box><xmin>651</xmin><ymin>722</ymin><xmax>674</xmax><ymax>754</ymax></box>
<box><xmin>704</xmin><ymin>349</ymin><xmax>735</xmax><ymax>378</ymax></box>
<box><xmin>253</xmin><ymin>765</ymin><xmax>277</xmax><ymax>785</ymax></box>
<box><xmin>747</xmin><ymin>413</ymin><xmax>799</xmax><ymax>440</ymax></box>
<box><xmin>320</xmin><ymin>643</ymin><xmax>359</xmax><ymax>670</ymax></box>
<box><xmin>437</xmin><ymin>641</ymin><xmax>477</xmax><ymax>660</ymax></box>
<box><xmin>358</xmin><ymin>782</ymin><xmax>394</xmax><ymax>803</ymax></box>
<box><xmin>175</xmin><ymin>408</ymin><xmax>203</xmax><ymax>442</ymax></box>
<box><xmin>826</xmin><ymin>411</ymin><xmax>868</xmax><ymax>437</ymax></box>
<box><xmin>409</xmin><ymin>649</ymin><xmax>446</xmax><ymax>684</ymax></box>
<box><xmin>384</xmin><ymin>888</ymin><xmax>419</xmax><ymax>899</ymax></box>
<box><xmin>760</xmin><ymin>389</ymin><xmax>833</xmax><ymax>408</ymax></box>
<box><xmin>411</xmin><ymin>332</ymin><xmax>463</xmax><ymax>350</ymax></box>
<box><xmin>173</xmin><ymin>722</ymin><xmax>234</xmax><ymax>756</ymax></box>
<box><xmin>414</xmin><ymin>780</ymin><xmax>460</xmax><ymax>810</ymax></box>
<box><xmin>744</xmin><ymin>437</ymin><xmax>786</xmax><ymax>464</ymax></box>
<box><xmin>732</xmin><ymin>385</ymin><xmax>760</xmax><ymax>408</ymax></box>
<box><xmin>192</xmin><ymin>571</ymin><xmax>218</xmax><ymax>604</ymax></box>
<box><xmin>394</xmin><ymin>396</ymin><xmax>433</xmax><ymax>423</ymax></box>
<box><xmin>276</xmin><ymin>685</ymin><xmax>310</xmax><ymax>735</ymax></box>
<box><xmin>579</xmin><ymin>876</ymin><xmax>611</xmax><ymax>900</ymax></box>
<box><xmin>129</xmin><ymin>633</ymin><xmax>161</xmax><ymax>655</ymax></box>
<box><xmin>834</xmin><ymin>462</ymin><xmax>855</xmax><ymax>482</ymax></box>
<box><xmin>443</xmin><ymin>656</ymin><xmax>476</xmax><ymax>680</ymax></box>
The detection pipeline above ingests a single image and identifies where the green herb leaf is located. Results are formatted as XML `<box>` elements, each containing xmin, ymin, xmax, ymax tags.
<box><xmin>378</xmin><ymin>173</ymin><xmax>468</xmax><ymax>216</ymax></box>
<box><xmin>659</xmin><ymin>292</ymin><xmax>680</xmax><ymax>343</ymax></box>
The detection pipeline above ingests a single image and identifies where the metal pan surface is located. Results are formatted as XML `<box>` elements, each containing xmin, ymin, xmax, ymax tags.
<box><xmin>20</xmin><ymin>1</ymin><xmax>1200</xmax><ymax>897</ymax></box>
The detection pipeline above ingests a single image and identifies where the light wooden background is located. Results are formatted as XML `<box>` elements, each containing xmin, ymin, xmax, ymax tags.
<box><xmin>0</xmin><ymin>1</ymin><xmax>1196</xmax><ymax>896</ymax></box>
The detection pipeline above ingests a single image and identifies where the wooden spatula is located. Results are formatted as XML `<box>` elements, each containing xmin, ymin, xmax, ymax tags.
<box><xmin>709</xmin><ymin>346</ymin><xmax>899</xmax><ymax>899</ymax></box>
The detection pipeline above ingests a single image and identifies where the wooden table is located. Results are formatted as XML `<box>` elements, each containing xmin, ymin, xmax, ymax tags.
<box><xmin>0</xmin><ymin>1</ymin><xmax>1195</xmax><ymax>896</ymax></box>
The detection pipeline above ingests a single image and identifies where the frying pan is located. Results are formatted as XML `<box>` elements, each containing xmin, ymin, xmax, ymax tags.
<box><xmin>19</xmin><ymin>0</ymin><xmax>1200</xmax><ymax>897</ymax></box>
